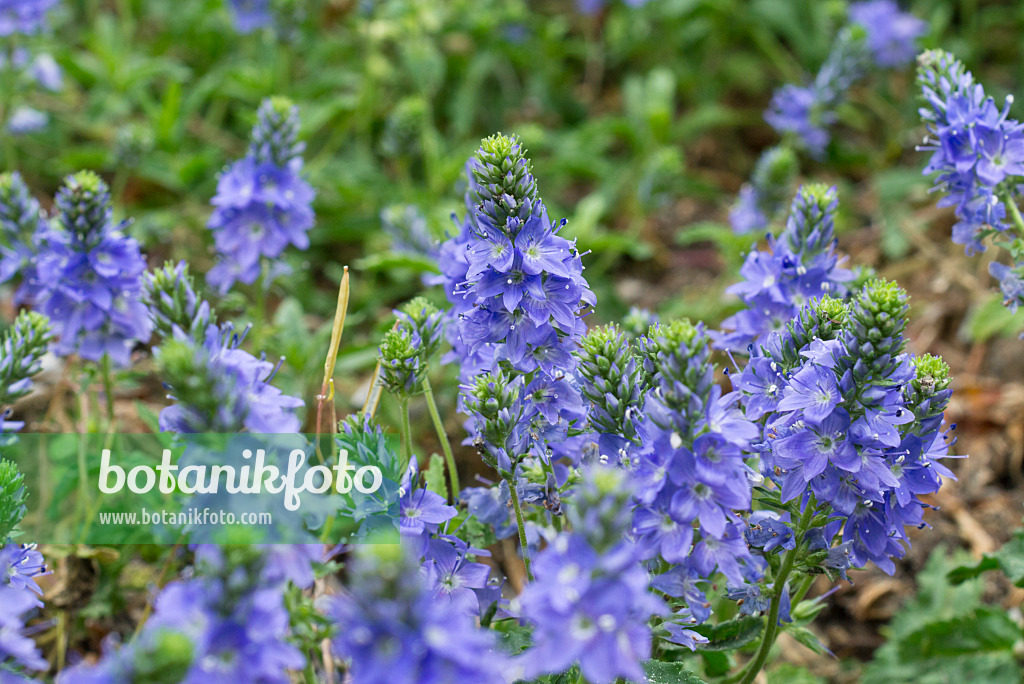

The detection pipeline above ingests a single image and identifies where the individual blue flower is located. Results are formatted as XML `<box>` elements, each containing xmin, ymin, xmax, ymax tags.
<box><xmin>33</xmin><ymin>171</ymin><xmax>152</xmax><ymax>366</ymax></box>
<box><xmin>207</xmin><ymin>97</ymin><xmax>315</xmax><ymax>294</ymax></box>
<box><xmin>326</xmin><ymin>544</ymin><xmax>508</xmax><ymax>684</ymax></box>
<box><xmin>399</xmin><ymin>482</ymin><xmax>457</xmax><ymax>551</ymax></box>
<box><xmin>849</xmin><ymin>0</ymin><xmax>926</xmax><ymax>68</ymax></box>
<box><xmin>0</xmin><ymin>543</ymin><xmax>45</xmax><ymax>605</ymax></box>
<box><xmin>776</xmin><ymin>363</ymin><xmax>842</xmax><ymax>423</ymax></box>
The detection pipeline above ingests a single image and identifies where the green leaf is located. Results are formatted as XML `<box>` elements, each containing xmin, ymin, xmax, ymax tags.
<box><xmin>638</xmin><ymin>660</ymin><xmax>708</xmax><ymax>684</ymax></box>
<box><xmin>424</xmin><ymin>453</ymin><xmax>449</xmax><ymax>502</ymax></box>
<box><xmin>964</xmin><ymin>293</ymin><xmax>1024</xmax><ymax>342</ymax></box>
<box><xmin>949</xmin><ymin>532</ymin><xmax>1024</xmax><ymax>587</ymax></box>
<box><xmin>692</xmin><ymin>615</ymin><xmax>764</xmax><ymax>652</ymax></box>
<box><xmin>355</xmin><ymin>252</ymin><xmax>440</xmax><ymax>275</ymax></box>
<box><xmin>897</xmin><ymin>607</ymin><xmax>1021</xmax><ymax>661</ymax></box>
<box><xmin>493</xmin><ymin>619</ymin><xmax>533</xmax><ymax>656</ymax></box>
<box><xmin>786</xmin><ymin>626</ymin><xmax>830</xmax><ymax>656</ymax></box>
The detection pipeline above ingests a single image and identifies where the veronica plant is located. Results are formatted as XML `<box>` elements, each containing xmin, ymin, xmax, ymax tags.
<box><xmin>719</xmin><ymin>184</ymin><xmax>855</xmax><ymax>351</ymax></box>
<box><xmin>916</xmin><ymin>49</ymin><xmax>1024</xmax><ymax>313</ymax></box>
<box><xmin>435</xmin><ymin>133</ymin><xmax>593</xmax><ymax>575</ymax></box>
<box><xmin>0</xmin><ymin>458</ymin><xmax>47</xmax><ymax>683</ymax></box>
<box><xmin>0</xmin><ymin>171</ymin><xmax>46</xmax><ymax>304</ymax></box>
<box><xmin>207</xmin><ymin>97</ymin><xmax>315</xmax><ymax>295</ymax></box>
<box><xmin>732</xmin><ymin>1</ymin><xmax>925</xmax><ymax>233</ymax></box>
<box><xmin>729</xmin><ymin>281</ymin><xmax>958</xmax><ymax>683</ymax></box>
<box><xmin>516</xmin><ymin>465</ymin><xmax>663</xmax><ymax>684</ymax></box>
<box><xmin>0</xmin><ymin>309</ymin><xmax>50</xmax><ymax>420</ymax></box>
<box><xmin>34</xmin><ymin>171</ymin><xmax>152</xmax><ymax>368</ymax></box>
<box><xmin>325</xmin><ymin>542</ymin><xmax>508</xmax><ymax>684</ymax></box>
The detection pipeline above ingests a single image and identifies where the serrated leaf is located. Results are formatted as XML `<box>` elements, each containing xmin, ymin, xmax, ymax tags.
<box><xmin>692</xmin><ymin>615</ymin><xmax>764</xmax><ymax>652</ymax></box>
<box><xmin>638</xmin><ymin>660</ymin><xmax>708</xmax><ymax>684</ymax></box>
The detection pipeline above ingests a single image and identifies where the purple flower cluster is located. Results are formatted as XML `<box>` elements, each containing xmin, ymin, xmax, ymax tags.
<box><xmin>0</xmin><ymin>173</ymin><xmax>46</xmax><ymax>305</ymax></box>
<box><xmin>62</xmin><ymin>546</ymin><xmax>305</xmax><ymax>684</ymax></box>
<box><xmin>399</xmin><ymin>460</ymin><xmax>502</xmax><ymax>618</ymax></box>
<box><xmin>719</xmin><ymin>185</ymin><xmax>854</xmax><ymax>352</ymax></box>
<box><xmin>0</xmin><ymin>310</ymin><xmax>51</xmax><ymax>426</ymax></box>
<box><xmin>0</xmin><ymin>0</ymin><xmax>58</xmax><ymax>36</ymax></box>
<box><xmin>849</xmin><ymin>0</ymin><xmax>927</xmax><ymax>68</ymax></box>
<box><xmin>631</xmin><ymin>320</ymin><xmax>761</xmax><ymax>623</ymax></box>
<box><xmin>325</xmin><ymin>543</ymin><xmax>508</xmax><ymax>684</ymax></box>
<box><xmin>157</xmin><ymin>322</ymin><xmax>304</xmax><ymax>434</ymax></box>
<box><xmin>148</xmin><ymin>245</ymin><xmax>304</xmax><ymax>435</ymax></box>
<box><xmin>917</xmin><ymin>50</ymin><xmax>1024</xmax><ymax>255</ymax></box>
<box><xmin>33</xmin><ymin>171</ymin><xmax>152</xmax><ymax>366</ymax></box>
<box><xmin>767</xmin><ymin>1</ymin><xmax>921</xmax><ymax>156</ymax></box>
<box><xmin>737</xmin><ymin>284</ymin><xmax>957</xmax><ymax>573</ymax></box>
<box><xmin>517</xmin><ymin>466</ymin><xmax>663</xmax><ymax>684</ymax></box>
<box><xmin>207</xmin><ymin>97</ymin><xmax>315</xmax><ymax>294</ymax></box>
<box><xmin>436</xmin><ymin>134</ymin><xmax>593</xmax><ymax>472</ymax></box>
<box><xmin>0</xmin><ymin>585</ymin><xmax>46</xmax><ymax>680</ymax></box>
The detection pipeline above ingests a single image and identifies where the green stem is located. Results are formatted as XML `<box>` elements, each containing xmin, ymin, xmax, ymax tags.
<box><xmin>507</xmin><ymin>479</ymin><xmax>533</xmax><ymax>582</ymax></box>
<box><xmin>421</xmin><ymin>375</ymin><xmax>459</xmax><ymax>500</ymax></box>
<box><xmin>791</xmin><ymin>574</ymin><xmax>815</xmax><ymax>607</ymax></box>
<box><xmin>399</xmin><ymin>396</ymin><xmax>413</xmax><ymax>473</ymax></box>
<box><xmin>735</xmin><ymin>502</ymin><xmax>817</xmax><ymax>684</ymax></box>
<box><xmin>101</xmin><ymin>353</ymin><xmax>116</xmax><ymax>431</ymax></box>
<box><xmin>1004</xmin><ymin>192</ymin><xmax>1024</xmax><ymax>238</ymax></box>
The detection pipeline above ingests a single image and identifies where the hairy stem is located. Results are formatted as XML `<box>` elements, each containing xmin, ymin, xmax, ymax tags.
<box><xmin>421</xmin><ymin>375</ymin><xmax>459</xmax><ymax>501</ymax></box>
